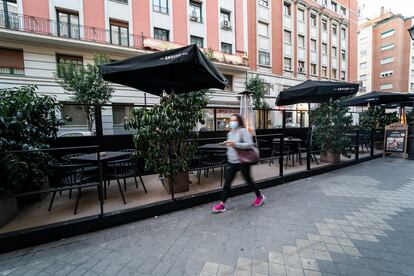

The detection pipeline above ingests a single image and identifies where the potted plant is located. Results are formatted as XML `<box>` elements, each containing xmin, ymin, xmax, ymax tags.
<box><xmin>310</xmin><ymin>101</ymin><xmax>353</xmax><ymax>163</ymax></box>
<box><xmin>125</xmin><ymin>91</ymin><xmax>208</xmax><ymax>194</ymax></box>
<box><xmin>359</xmin><ymin>106</ymin><xmax>399</xmax><ymax>150</ymax></box>
<box><xmin>0</xmin><ymin>85</ymin><xmax>61</xmax><ymax>226</ymax></box>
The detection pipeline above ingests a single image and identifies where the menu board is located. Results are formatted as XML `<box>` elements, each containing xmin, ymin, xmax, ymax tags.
<box><xmin>384</xmin><ymin>123</ymin><xmax>408</xmax><ymax>158</ymax></box>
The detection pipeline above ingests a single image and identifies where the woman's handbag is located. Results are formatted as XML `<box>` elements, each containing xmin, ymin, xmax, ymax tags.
<box><xmin>236</xmin><ymin>147</ymin><xmax>260</xmax><ymax>164</ymax></box>
<box><xmin>236</xmin><ymin>129</ymin><xmax>260</xmax><ymax>164</ymax></box>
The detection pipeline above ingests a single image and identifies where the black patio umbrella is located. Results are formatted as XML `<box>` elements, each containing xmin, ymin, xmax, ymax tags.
<box><xmin>276</xmin><ymin>80</ymin><xmax>359</xmax><ymax>106</ymax></box>
<box><xmin>100</xmin><ymin>44</ymin><xmax>227</xmax><ymax>95</ymax></box>
<box><xmin>338</xmin><ymin>91</ymin><xmax>414</xmax><ymax>107</ymax></box>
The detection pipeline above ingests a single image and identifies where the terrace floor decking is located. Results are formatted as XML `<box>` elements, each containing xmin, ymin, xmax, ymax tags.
<box><xmin>0</xmin><ymin>151</ymin><xmax>380</xmax><ymax>235</ymax></box>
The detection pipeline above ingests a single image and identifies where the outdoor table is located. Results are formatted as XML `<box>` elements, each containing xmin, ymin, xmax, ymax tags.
<box><xmin>198</xmin><ymin>143</ymin><xmax>227</xmax><ymax>151</ymax></box>
<box><xmin>272</xmin><ymin>137</ymin><xmax>302</xmax><ymax>143</ymax></box>
<box><xmin>71</xmin><ymin>151</ymin><xmax>131</xmax><ymax>200</ymax></box>
<box><xmin>272</xmin><ymin>137</ymin><xmax>303</xmax><ymax>167</ymax></box>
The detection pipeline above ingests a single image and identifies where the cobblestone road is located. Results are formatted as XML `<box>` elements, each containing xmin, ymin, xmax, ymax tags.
<box><xmin>1</xmin><ymin>158</ymin><xmax>414</xmax><ymax>276</ymax></box>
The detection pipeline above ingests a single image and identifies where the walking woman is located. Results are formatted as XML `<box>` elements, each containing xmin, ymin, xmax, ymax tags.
<box><xmin>212</xmin><ymin>114</ymin><xmax>265</xmax><ymax>213</ymax></box>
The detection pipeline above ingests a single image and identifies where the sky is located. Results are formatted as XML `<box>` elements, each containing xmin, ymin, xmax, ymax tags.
<box><xmin>358</xmin><ymin>0</ymin><xmax>414</xmax><ymax>20</ymax></box>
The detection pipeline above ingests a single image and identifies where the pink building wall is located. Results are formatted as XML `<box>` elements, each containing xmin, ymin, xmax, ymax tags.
<box><xmin>206</xmin><ymin>0</ymin><xmax>219</xmax><ymax>50</ymax></box>
<box><xmin>83</xmin><ymin>0</ymin><xmax>106</xmax><ymax>42</ymax></box>
<box><xmin>172</xmin><ymin>1</ymin><xmax>188</xmax><ymax>45</ymax></box>
<box><xmin>234</xmin><ymin>0</ymin><xmax>244</xmax><ymax>53</ymax></box>
<box><xmin>133</xmin><ymin>0</ymin><xmax>150</xmax><ymax>41</ymax></box>
<box><xmin>22</xmin><ymin>0</ymin><xmax>49</xmax><ymax>18</ymax></box>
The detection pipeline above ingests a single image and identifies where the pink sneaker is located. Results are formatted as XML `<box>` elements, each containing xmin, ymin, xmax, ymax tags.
<box><xmin>212</xmin><ymin>203</ymin><xmax>226</xmax><ymax>213</ymax></box>
<box><xmin>253</xmin><ymin>195</ymin><xmax>265</xmax><ymax>207</ymax></box>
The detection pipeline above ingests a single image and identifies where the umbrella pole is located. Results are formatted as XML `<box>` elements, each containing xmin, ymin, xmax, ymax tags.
<box><xmin>168</xmin><ymin>140</ymin><xmax>175</xmax><ymax>201</ymax></box>
<box><xmin>307</xmin><ymin>102</ymin><xmax>311</xmax><ymax>171</ymax></box>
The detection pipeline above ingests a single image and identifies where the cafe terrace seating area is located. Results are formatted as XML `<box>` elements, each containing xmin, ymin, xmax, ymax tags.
<box><xmin>0</xmin><ymin>129</ymin><xmax>382</xmax><ymax>235</ymax></box>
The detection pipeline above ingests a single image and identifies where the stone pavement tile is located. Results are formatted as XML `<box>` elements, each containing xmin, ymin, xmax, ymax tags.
<box><xmin>325</xmin><ymin>244</ymin><xmax>343</xmax><ymax>254</ymax></box>
<box><xmin>316</xmin><ymin>260</ymin><xmax>338</xmax><ymax>274</ymax></box>
<box><xmin>340</xmin><ymin>246</ymin><xmax>361</xmax><ymax>257</ymax></box>
<box><xmin>320</xmin><ymin>236</ymin><xmax>338</xmax><ymax>245</ymax></box>
<box><xmin>236</xmin><ymin>257</ymin><xmax>253</xmax><ymax>271</ymax></box>
<box><xmin>308</xmin><ymin>234</ymin><xmax>322</xmax><ymax>242</ymax></box>
<box><xmin>150</xmin><ymin>262</ymin><xmax>172</xmax><ymax>275</ymax></box>
<box><xmin>304</xmin><ymin>270</ymin><xmax>322</xmax><ymax>276</ymax></box>
<box><xmin>313</xmin><ymin>250</ymin><xmax>332</xmax><ymax>262</ymax></box>
<box><xmin>283</xmin><ymin>246</ymin><xmax>299</xmax><ymax>256</ymax></box>
<box><xmin>361</xmin><ymin>234</ymin><xmax>379</xmax><ymax>242</ymax></box>
<box><xmin>300</xmin><ymin>258</ymin><xmax>319</xmax><ymax>271</ymax></box>
<box><xmin>285</xmin><ymin>255</ymin><xmax>302</xmax><ymax>268</ymax></box>
<box><xmin>234</xmin><ymin>269</ymin><xmax>252</xmax><ymax>276</ymax></box>
<box><xmin>252</xmin><ymin>260</ymin><xmax>269</xmax><ymax>275</ymax></box>
<box><xmin>216</xmin><ymin>264</ymin><xmax>234</xmax><ymax>276</ymax></box>
<box><xmin>346</xmin><ymin>232</ymin><xmax>363</xmax><ymax>240</ymax></box>
<box><xmin>269</xmin><ymin>263</ymin><xmax>286</xmax><ymax>276</ymax></box>
<box><xmin>299</xmin><ymin>248</ymin><xmax>316</xmax><ymax>259</ymax></box>
<box><xmin>286</xmin><ymin>266</ymin><xmax>304</xmax><ymax>276</ymax></box>
<box><xmin>269</xmin><ymin>252</ymin><xmax>285</xmax><ymax>265</ymax></box>
<box><xmin>336</xmin><ymin>238</ymin><xmax>354</xmax><ymax>247</ymax></box>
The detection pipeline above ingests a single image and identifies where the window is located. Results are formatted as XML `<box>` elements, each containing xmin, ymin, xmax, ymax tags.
<box><xmin>154</xmin><ymin>27</ymin><xmax>169</xmax><ymax>41</ymax></box>
<box><xmin>153</xmin><ymin>0</ymin><xmax>168</xmax><ymax>14</ymax></box>
<box><xmin>331</xmin><ymin>68</ymin><xmax>337</xmax><ymax>79</ymax></box>
<box><xmin>297</xmin><ymin>9</ymin><xmax>305</xmax><ymax>21</ymax></box>
<box><xmin>322</xmin><ymin>43</ymin><xmax>328</xmax><ymax>54</ymax></box>
<box><xmin>110</xmin><ymin>19</ymin><xmax>129</xmax><ymax>46</ymax></box>
<box><xmin>264</xmin><ymin>83</ymin><xmax>271</xmax><ymax>95</ymax></box>
<box><xmin>190</xmin><ymin>35</ymin><xmax>204</xmax><ymax>48</ymax></box>
<box><xmin>341</xmin><ymin>28</ymin><xmax>347</xmax><ymax>39</ymax></box>
<box><xmin>360</xmin><ymin>50</ymin><xmax>367</xmax><ymax>57</ymax></box>
<box><xmin>258</xmin><ymin>51</ymin><xmax>270</xmax><ymax>66</ymax></box>
<box><xmin>380</xmin><ymin>29</ymin><xmax>395</xmax><ymax>39</ymax></box>
<box><xmin>298</xmin><ymin>60</ymin><xmax>305</xmax><ymax>73</ymax></box>
<box><xmin>56</xmin><ymin>9</ymin><xmax>80</xmax><ymax>39</ymax></box>
<box><xmin>332</xmin><ymin>24</ymin><xmax>337</xmax><ymax>35</ymax></box>
<box><xmin>61</xmin><ymin>104</ymin><xmax>87</xmax><ymax>126</ymax></box>
<box><xmin>113</xmin><ymin>105</ymin><xmax>133</xmax><ymax>126</ymax></box>
<box><xmin>359</xmin><ymin>74</ymin><xmax>367</xmax><ymax>81</ymax></box>
<box><xmin>189</xmin><ymin>1</ymin><xmax>202</xmax><ymax>23</ymax></box>
<box><xmin>380</xmin><ymin>57</ymin><xmax>394</xmax><ymax>65</ymax></box>
<box><xmin>322</xmin><ymin>19</ymin><xmax>328</xmax><ymax>31</ymax></box>
<box><xmin>380</xmin><ymin>83</ymin><xmax>393</xmax><ymax>90</ymax></box>
<box><xmin>110</xmin><ymin>0</ymin><xmax>128</xmax><ymax>3</ymax></box>
<box><xmin>56</xmin><ymin>54</ymin><xmax>83</xmax><ymax>77</ymax></box>
<box><xmin>1</xmin><ymin>0</ymin><xmax>19</xmax><ymax>29</ymax></box>
<box><xmin>331</xmin><ymin>1</ymin><xmax>337</xmax><ymax>12</ymax></box>
<box><xmin>223</xmin><ymin>74</ymin><xmax>233</xmax><ymax>91</ymax></box>
<box><xmin>284</xmin><ymin>57</ymin><xmax>292</xmax><ymax>70</ymax></box>
<box><xmin>258</xmin><ymin>22</ymin><xmax>269</xmax><ymax>37</ymax></box>
<box><xmin>359</xmin><ymin>62</ymin><xmax>367</xmax><ymax>69</ymax></box>
<box><xmin>311</xmin><ymin>39</ymin><xmax>317</xmax><ymax>52</ymax></box>
<box><xmin>310</xmin><ymin>14</ymin><xmax>317</xmax><ymax>27</ymax></box>
<box><xmin>283</xmin><ymin>2</ymin><xmax>291</xmax><ymax>16</ymax></box>
<box><xmin>340</xmin><ymin>6</ymin><xmax>346</xmax><ymax>16</ymax></box>
<box><xmin>259</xmin><ymin>0</ymin><xmax>268</xmax><ymax>7</ymax></box>
<box><xmin>311</xmin><ymin>63</ymin><xmax>317</xmax><ymax>75</ymax></box>
<box><xmin>221</xmin><ymin>42</ymin><xmax>232</xmax><ymax>54</ymax></box>
<box><xmin>381</xmin><ymin>43</ymin><xmax>394</xmax><ymax>51</ymax></box>
<box><xmin>380</xmin><ymin>70</ymin><xmax>393</xmax><ymax>78</ymax></box>
<box><xmin>220</xmin><ymin>9</ymin><xmax>231</xmax><ymax>30</ymax></box>
<box><xmin>332</xmin><ymin>46</ymin><xmax>337</xmax><ymax>58</ymax></box>
<box><xmin>321</xmin><ymin>66</ymin><xmax>328</xmax><ymax>77</ymax></box>
<box><xmin>0</xmin><ymin>48</ymin><xmax>24</xmax><ymax>75</ymax></box>
<box><xmin>284</xmin><ymin>30</ymin><xmax>292</xmax><ymax>43</ymax></box>
<box><xmin>298</xmin><ymin>35</ymin><xmax>305</xmax><ymax>47</ymax></box>
<box><xmin>341</xmin><ymin>71</ymin><xmax>346</xmax><ymax>81</ymax></box>
<box><xmin>341</xmin><ymin>49</ymin><xmax>346</xmax><ymax>60</ymax></box>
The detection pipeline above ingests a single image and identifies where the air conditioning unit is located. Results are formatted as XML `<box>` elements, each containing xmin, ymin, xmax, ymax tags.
<box><xmin>190</xmin><ymin>11</ymin><xmax>199</xmax><ymax>21</ymax></box>
<box><xmin>222</xmin><ymin>20</ymin><xmax>231</xmax><ymax>30</ymax></box>
<box><xmin>223</xmin><ymin>20</ymin><xmax>229</xmax><ymax>26</ymax></box>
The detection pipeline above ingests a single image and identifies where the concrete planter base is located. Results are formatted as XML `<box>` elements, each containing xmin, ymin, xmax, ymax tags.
<box><xmin>161</xmin><ymin>172</ymin><xmax>190</xmax><ymax>194</ymax></box>
<box><xmin>320</xmin><ymin>151</ymin><xmax>341</xmax><ymax>164</ymax></box>
<box><xmin>0</xmin><ymin>197</ymin><xmax>18</xmax><ymax>228</ymax></box>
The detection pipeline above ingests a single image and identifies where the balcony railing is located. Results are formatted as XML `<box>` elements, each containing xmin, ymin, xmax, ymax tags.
<box><xmin>0</xmin><ymin>11</ymin><xmax>248</xmax><ymax>67</ymax></box>
<box><xmin>0</xmin><ymin>11</ymin><xmax>144</xmax><ymax>49</ymax></box>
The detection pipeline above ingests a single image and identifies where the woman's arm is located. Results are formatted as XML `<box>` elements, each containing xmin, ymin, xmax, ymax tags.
<box><xmin>234</xmin><ymin>128</ymin><xmax>254</xmax><ymax>149</ymax></box>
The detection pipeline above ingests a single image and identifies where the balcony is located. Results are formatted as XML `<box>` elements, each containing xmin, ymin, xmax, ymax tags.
<box><xmin>0</xmin><ymin>11</ymin><xmax>247</xmax><ymax>67</ymax></box>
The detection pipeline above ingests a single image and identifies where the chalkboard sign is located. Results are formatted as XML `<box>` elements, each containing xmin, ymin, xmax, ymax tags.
<box><xmin>384</xmin><ymin>123</ymin><xmax>408</xmax><ymax>158</ymax></box>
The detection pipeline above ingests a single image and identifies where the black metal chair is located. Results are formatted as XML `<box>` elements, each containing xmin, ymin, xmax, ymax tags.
<box><xmin>196</xmin><ymin>149</ymin><xmax>228</xmax><ymax>186</ymax></box>
<box><xmin>48</xmin><ymin>163</ymin><xmax>101</xmax><ymax>215</ymax></box>
<box><xmin>257</xmin><ymin>138</ymin><xmax>272</xmax><ymax>163</ymax></box>
<box><xmin>119</xmin><ymin>149</ymin><xmax>147</xmax><ymax>192</ymax></box>
<box><xmin>269</xmin><ymin>141</ymin><xmax>295</xmax><ymax>168</ymax></box>
<box><xmin>105</xmin><ymin>157</ymin><xmax>148</xmax><ymax>205</ymax></box>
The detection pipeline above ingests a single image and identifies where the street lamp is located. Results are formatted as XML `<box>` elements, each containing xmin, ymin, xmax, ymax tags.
<box><xmin>407</xmin><ymin>25</ymin><xmax>414</xmax><ymax>159</ymax></box>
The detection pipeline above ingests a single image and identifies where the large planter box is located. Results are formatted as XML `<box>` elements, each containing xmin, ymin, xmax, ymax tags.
<box><xmin>17</xmin><ymin>177</ymin><xmax>49</xmax><ymax>205</ymax></box>
<box><xmin>0</xmin><ymin>197</ymin><xmax>18</xmax><ymax>228</ymax></box>
<box><xmin>320</xmin><ymin>151</ymin><xmax>341</xmax><ymax>164</ymax></box>
<box><xmin>161</xmin><ymin>172</ymin><xmax>190</xmax><ymax>194</ymax></box>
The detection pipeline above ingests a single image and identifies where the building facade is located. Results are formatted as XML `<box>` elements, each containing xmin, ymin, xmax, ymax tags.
<box><xmin>0</xmin><ymin>0</ymin><xmax>358</xmax><ymax>133</ymax></box>
<box><xmin>358</xmin><ymin>9</ymin><xmax>414</xmax><ymax>93</ymax></box>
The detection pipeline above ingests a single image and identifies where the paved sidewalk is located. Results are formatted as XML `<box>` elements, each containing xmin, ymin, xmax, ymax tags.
<box><xmin>1</xmin><ymin>158</ymin><xmax>414</xmax><ymax>276</ymax></box>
